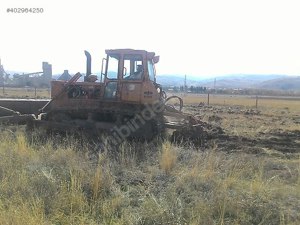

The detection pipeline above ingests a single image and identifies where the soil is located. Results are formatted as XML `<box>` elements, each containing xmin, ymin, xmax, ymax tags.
<box><xmin>172</xmin><ymin>105</ymin><xmax>300</xmax><ymax>154</ymax></box>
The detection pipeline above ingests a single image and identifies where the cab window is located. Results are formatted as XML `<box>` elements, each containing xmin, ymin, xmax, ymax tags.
<box><xmin>107</xmin><ymin>54</ymin><xmax>119</xmax><ymax>79</ymax></box>
<box><xmin>123</xmin><ymin>54</ymin><xmax>143</xmax><ymax>80</ymax></box>
<box><xmin>148</xmin><ymin>60</ymin><xmax>155</xmax><ymax>81</ymax></box>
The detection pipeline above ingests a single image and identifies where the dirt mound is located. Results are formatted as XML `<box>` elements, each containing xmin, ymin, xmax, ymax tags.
<box><xmin>171</xmin><ymin>121</ymin><xmax>224</xmax><ymax>146</ymax></box>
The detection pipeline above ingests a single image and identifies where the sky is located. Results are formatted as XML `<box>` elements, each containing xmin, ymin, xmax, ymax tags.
<box><xmin>1</xmin><ymin>0</ymin><xmax>300</xmax><ymax>77</ymax></box>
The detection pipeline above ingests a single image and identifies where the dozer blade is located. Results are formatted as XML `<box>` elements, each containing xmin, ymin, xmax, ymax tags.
<box><xmin>0</xmin><ymin>99</ymin><xmax>49</xmax><ymax>115</ymax></box>
<box><xmin>0</xmin><ymin>105</ymin><xmax>20</xmax><ymax>117</ymax></box>
<box><xmin>0</xmin><ymin>114</ymin><xmax>35</xmax><ymax>125</ymax></box>
<box><xmin>0</xmin><ymin>105</ymin><xmax>35</xmax><ymax>125</ymax></box>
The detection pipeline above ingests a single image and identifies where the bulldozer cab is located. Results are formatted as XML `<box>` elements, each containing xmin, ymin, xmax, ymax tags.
<box><xmin>101</xmin><ymin>49</ymin><xmax>161</xmax><ymax>103</ymax></box>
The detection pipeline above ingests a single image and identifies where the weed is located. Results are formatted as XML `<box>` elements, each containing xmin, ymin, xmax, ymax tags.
<box><xmin>159</xmin><ymin>141</ymin><xmax>177</xmax><ymax>174</ymax></box>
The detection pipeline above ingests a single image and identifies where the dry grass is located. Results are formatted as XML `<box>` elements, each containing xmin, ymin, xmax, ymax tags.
<box><xmin>0</xmin><ymin>129</ymin><xmax>299</xmax><ymax>224</ymax></box>
<box><xmin>0</xmin><ymin>91</ymin><xmax>299</xmax><ymax>224</ymax></box>
<box><xmin>174</xmin><ymin>93</ymin><xmax>300</xmax><ymax>114</ymax></box>
<box><xmin>159</xmin><ymin>141</ymin><xmax>177</xmax><ymax>174</ymax></box>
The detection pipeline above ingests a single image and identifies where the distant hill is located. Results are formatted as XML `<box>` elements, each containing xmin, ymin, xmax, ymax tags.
<box><xmin>156</xmin><ymin>74</ymin><xmax>289</xmax><ymax>89</ymax></box>
<box><xmin>156</xmin><ymin>75</ymin><xmax>205</xmax><ymax>87</ymax></box>
<box><xmin>256</xmin><ymin>76</ymin><xmax>300</xmax><ymax>91</ymax></box>
<box><xmin>201</xmin><ymin>75</ymin><xmax>287</xmax><ymax>89</ymax></box>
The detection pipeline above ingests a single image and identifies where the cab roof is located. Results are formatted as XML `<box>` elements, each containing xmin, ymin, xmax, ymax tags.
<box><xmin>105</xmin><ymin>49</ymin><xmax>156</xmax><ymax>59</ymax></box>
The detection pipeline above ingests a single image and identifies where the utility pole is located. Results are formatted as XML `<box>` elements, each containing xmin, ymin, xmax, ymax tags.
<box><xmin>0</xmin><ymin>58</ymin><xmax>4</xmax><ymax>94</ymax></box>
<box><xmin>214</xmin><ymin>78</ymin><xmax>216</xmax><ymax>94</ymax></box>
<box><xmin>184</xmin><ymin>74</ymin><xmax>187</xmax><ymax>93</ymax></box>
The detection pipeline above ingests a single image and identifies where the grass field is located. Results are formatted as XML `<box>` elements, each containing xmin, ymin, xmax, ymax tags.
<box><xmin>0</xmin><ymin>90</ymin><xmax>299</xmax><ymax>224</ymax></box>
<box><xmin>0</xmin><ymin>130</ymin><xmax>299</xmax><ymax>225</ymax></box>
<box><xmin>176</xmin><ymin>93</ymin><xmax>300</xmax><ymax>113</ymax></box>
<box><xmin>0</xmin><ymin>87</ymin><xmax>50</xmax><ymax>99</ymax></box>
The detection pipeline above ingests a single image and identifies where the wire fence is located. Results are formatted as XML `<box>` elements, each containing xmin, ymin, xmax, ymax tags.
<box><xmin>0</xmin><ymin>86</ymin><xmax>51</xmax><ymax>99</ymax></box>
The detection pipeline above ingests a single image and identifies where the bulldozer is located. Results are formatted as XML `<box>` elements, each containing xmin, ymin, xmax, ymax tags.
<box><xmin>0</xmin><ymin>49</ymin><xmax>213</xmax><ymax>144</ymax></box>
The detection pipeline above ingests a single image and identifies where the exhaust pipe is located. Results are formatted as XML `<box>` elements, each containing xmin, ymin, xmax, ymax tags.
<box><xmin>84</xmin><ymin>50</ymin><xmax>92</xmax><ymax>82</ymax></box>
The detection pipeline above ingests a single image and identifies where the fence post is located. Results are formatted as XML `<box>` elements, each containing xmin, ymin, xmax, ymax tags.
<box><xmin>207</xmin><ymin>93</ymin><xmax>210</xmax><ymax>106</ymax></box>
<box><xmin>35</xmin><ymin>87</ymin><xmax>37</xmax><ymax>99</ymax></box>
<box><xmin>255</xmin><ymin>95</ymin><xmax>258</xmax><ymax>108</ymax></box>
